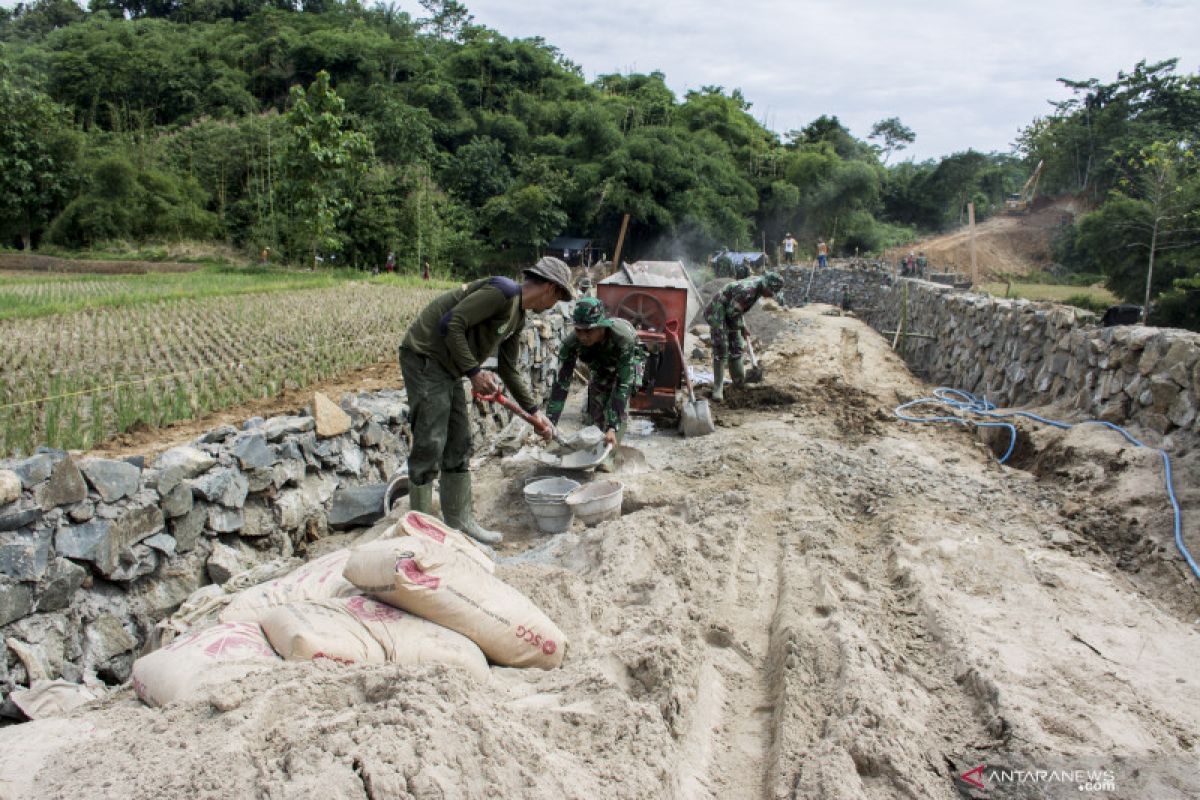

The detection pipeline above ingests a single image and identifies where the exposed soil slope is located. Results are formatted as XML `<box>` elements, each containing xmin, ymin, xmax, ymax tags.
<box><xmin>4</xmin><ymin>303</ymin><xmax>1197</xmax><ymax>799</ymax></box>
<box><xmin>886</xmin><ymin>197</ymin><xmax>1086</xmax><ymax>280</ymax></box>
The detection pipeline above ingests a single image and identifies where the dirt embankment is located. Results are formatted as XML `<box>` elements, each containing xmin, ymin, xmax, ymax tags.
<box><xmin>886</xmin><ymin>197</ymin><xmax>1086</xmax><ymax>280</ymax></box>
<box><xmin>0</xmin><ymin>253</ymin><xmax>206</xmax><ymax>275</ymax></box>
<box><xmin>4</xmin><ymin>303</ymin><xmax>1198</xmax><ymax>799</ymax></box>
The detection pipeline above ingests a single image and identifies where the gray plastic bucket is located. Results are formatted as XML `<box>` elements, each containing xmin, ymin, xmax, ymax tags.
<box><xmin>524</xmin><ymin>477</ymin><xmax>580</xmax><ymax>534</ymax></box>
<box><xmin>564</xmin><ymin>479</ymin><xmax>624</xmax><ymax>526</ymax></box>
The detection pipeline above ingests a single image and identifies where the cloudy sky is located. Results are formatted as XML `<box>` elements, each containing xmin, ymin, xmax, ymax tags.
<box><xmin>458</xmin><ymin>0</ymin><xmax>1200</xmax><ymax>161</ymax></box>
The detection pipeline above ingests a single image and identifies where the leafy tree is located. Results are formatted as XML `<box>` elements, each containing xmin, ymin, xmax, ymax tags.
<box><xmin>481</xmin><ymin>184</ymin><xmax>567</xmax><ymax>251</ymax></box>
<box><xmin>868</xmin><ymin>117</ymin><xmax>915</xmax><ymax>164</ymax></box>
<box><xmin>1017</xmin><ymin>59</ymin><xmax>1200</xmax><ymax>199</ymax></box>
<box><xmin>159</xmin><ymin>113</ymin><xmax>288</xmax><ymax>243</ymax></box>
<box><xmin>0</xmin><ymin>78</ymin><xmax>80</xmax><ymax>249</ymax></box>
<box><xmin>442</xmin><ymin>135</ymin><xmax>511</xmax><ymax>206</ymax></box>
<box><xmin>2</xmin><ymin>0</ymin><xmax>85</xmax><ymax>39</ymax></box>
<box><xmin>418</xmin><ymin>0</ymin><xmax>471</xmax><ymax>41</ymax></box>
<box><xmin>279</xmin><ymin>70</ymin><xmax>371</xmax><ymax>265</ymax></box>
<box><xmin>1075</xmin><ymin>140</ymin><xmax>1199</xmax><ymax>321</ymax></box>
<box><xmin>47</xmin><ymin>155</ymin><xmax>217</xmax><ymax>245</ymax></box>
<box><xmin>790</xmin><ymin>115</ymin><xmax>870</xmax><ymax>161</ymax></box>
<box><xmin>1156</xmin><ymin>275</ymin><xmax>1200</xmax><ymax>330</ymax></box>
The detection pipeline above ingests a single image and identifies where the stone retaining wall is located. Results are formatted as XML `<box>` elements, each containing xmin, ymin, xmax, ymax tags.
<box><xmin>781</xmin><ymin>268</ymin><xmax>1200</xmax><ymax>451</ymax></box>
<box><xmin>775</xmin><ymin>262</ymin><xmax>890</xmax><ymax>310</ymax></box>
<box><xmin>0</xmin><ymin>306</ymin><xmax>572</xmax><ymax>712</ymax></box>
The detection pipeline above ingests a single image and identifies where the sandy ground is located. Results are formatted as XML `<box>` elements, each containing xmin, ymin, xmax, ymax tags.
<box><xmin>4</xmin><ymin>304</ymin><xmax>1199</xmax><ymax>799</ymax></box>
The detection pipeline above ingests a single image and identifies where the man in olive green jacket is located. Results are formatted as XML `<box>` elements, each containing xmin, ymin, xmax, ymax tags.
<box><xmin>399</xmin><ymin>257</ymin><xmax>574</xmax><ymax>544</ymax></box>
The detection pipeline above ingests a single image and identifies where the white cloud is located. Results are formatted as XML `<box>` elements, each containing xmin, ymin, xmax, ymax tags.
<box><xmin>459</xmin><ymin>0</ymin><xmax>1200</xmax><ymax>159</ymax></box>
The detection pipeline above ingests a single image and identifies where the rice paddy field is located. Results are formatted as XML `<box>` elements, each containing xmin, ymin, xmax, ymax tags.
<box><xmin>979</xmin><ymin>281</ymin><xmax>1118</xmax><ymax>310</ymax></box>
<box><xmin>0</xmin><ymin>268</ymin><xmax>451</xmax><ymax>456</ymax></box>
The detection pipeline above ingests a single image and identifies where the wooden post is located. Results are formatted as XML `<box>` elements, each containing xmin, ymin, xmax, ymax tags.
<box><xmin>892</xmin><ymin>281</ymin><xmax>909</xmax><ymax>350</ymax></box>
<box><xmin>968</xmin><ymin>202</ymin><xmax>977</xmax><ymax>287</ymax></box>
<box><xmin>610</xmin><ymin>213</ymin><xmax>630</xmax><ymax>278</ymax></box>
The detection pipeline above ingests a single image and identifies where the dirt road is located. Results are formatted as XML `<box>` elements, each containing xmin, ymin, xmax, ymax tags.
<box><xmin>7</xmin><ymin>304</ymin><xmax>1198</xmax><ymax>799</ymax></box>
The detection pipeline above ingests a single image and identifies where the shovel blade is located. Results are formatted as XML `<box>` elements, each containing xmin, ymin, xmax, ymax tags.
<box><xmin>746</xmin><ymin>366</ymin><xmax>765</xmax><ymax>383</ymax></box>
<box><xmin>680</xmin><ymin>399</ymin><xmax>716</xmax><ymax>437</ymax></box>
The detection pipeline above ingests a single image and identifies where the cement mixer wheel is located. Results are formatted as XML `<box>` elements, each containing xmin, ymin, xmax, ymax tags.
<box><xmin>614</xmin><ymin>291</ymin><xmax>668</xmax><ymax>333</ymax></box>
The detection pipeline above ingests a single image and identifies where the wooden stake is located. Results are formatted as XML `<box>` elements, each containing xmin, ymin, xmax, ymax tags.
<box><xmin>968</xmin><ymin>202</ymin><xmax>977</xmax><ymax>287</ymax></box>
<box><xmin>892</xmin><ymin>281</ymin><xmax>909</xmax><ymax>350</ymax></box>
<box><xmin>610</xmin><ymin>213</ymin><xmax>630</xmax><ymax>278</ymax></box>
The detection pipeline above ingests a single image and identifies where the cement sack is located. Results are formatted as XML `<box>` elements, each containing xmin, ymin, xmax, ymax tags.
<box><xmin>220</xmin><ymin>550</ymin><xmax>357</xmax><ymax>623</ymax></box>
<box><xmin>10</xmin><ymin>680</ymin><xmax>100</xmax><ymax>720</ymax></box>
<box><xmin>397</xmin><ymin>510</ymin><xmax>495</xmax><ymax>573</ymax></box>
<box><xmin>343</xmin><ymin>537</ymin><xmax>567</xmax><ymax>669</ymax></box>
<box><xmin>131</xmin><ymin>621</ymin><xmax>281</xmax><ymax>708</ymax></box>
<box><xmin>261</xmin><ymin>596</ymin><xmax>490</xmax><ymax>681</ymax></box>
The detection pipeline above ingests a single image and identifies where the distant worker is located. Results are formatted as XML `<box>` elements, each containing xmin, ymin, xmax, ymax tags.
<box><xmin>816</xmin><ymin>239</ymin><xmax>829</xmax><ymax>268</ymax></box>
<box><xmin>782</xmin><ymin>233</ymin><xmax>798</xmax><ymax>265</ymax></box>
<box><xmin>916</xmin><ymin>251</ymin><xmax>928</xmax><ymax>277</ymax></box>
<box><xmin>546</xmin><ymin>298</ymin><xmax>646</xmax><ymax>472</ymax></box>
<box><xmin>734</xmin><ymin>258</ymin><xmax>751</xmax><ymax>279</ymax></box>
<box><xmin>703</xmin><ymin>271</ymin><xmax>784</xmax><ymax>401</ymax></box>
<box><xmin>386</xmin><ymin>252</ymin><xmax>396</xmax><ymax>273</ymax></box>
<box><xmin>259</xmin><ymin>247</ymin><xmax>270</xmax><ymax>265</ymax></box>
<box><xmin>399</xmin><ymin>257</ymin><xmax>574</xmax><ymax>543</ymax></box>
<box><xmin>421</xmin><ymin>260</ymin><xmax>431</xmax><ymax>281</ymax></box>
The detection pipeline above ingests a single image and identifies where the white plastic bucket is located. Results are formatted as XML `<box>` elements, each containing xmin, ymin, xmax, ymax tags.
<box><xmin>524</xmin><ymin>477</ymin><xmax>580</xmax><ymax>534</ymax></box>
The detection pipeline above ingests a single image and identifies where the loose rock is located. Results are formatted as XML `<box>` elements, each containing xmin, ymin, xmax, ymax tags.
<box><xmin>155</xmin><ymin>447</ymin><xmax>216</xmax><ymax>479</ymax></box>
<box><xmin>313</xmin><ymin>392</ymin><xmax>352</xmax><ymax>438</ymax></box>
<box><xmin>35</xmin><ymin>456</ymin><xmax>87</xmax><ymax>511</ymax></box>
<box><xmin>79</xmin><ymin>459</ymin><xmax>141</xmax><ymax>504</ymax></box>
<box><xmin>0</xmin><ymin>471</ymin><xmax>20</xmax><ymax>506</ymax></box>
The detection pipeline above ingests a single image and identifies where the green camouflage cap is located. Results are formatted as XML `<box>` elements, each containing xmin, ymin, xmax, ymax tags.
<box><xmin>761</xmin><ymin>271</ymin><xmax>784</xmax><ymax>293</ymax></box>
<box><xmin>572</xmin><ymin>296</ymin><xmax>613</xmax><ymax>329</ymax></box>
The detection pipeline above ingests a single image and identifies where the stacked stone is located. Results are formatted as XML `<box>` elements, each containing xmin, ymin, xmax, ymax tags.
<box><xmin>857</xmin><ymin>278</ymin><xmax>1200</xmax><ymax>448</ymax></box>
<box><xmin>0</xmin><ymin>390</ymin><xmax>410</xmax><ymax>710</ymax></box>
<box><xmin>0</xmin><ymin>313</ymin><xmax>571</xmax><ymax>712</ymax></box>
<box><xmin>774</xmin><ymin>266</ymin><xmax>890</xmax><ymax>310</ymax></box>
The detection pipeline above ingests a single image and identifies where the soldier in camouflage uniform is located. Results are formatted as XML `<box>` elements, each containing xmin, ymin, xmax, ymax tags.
<box><xmin>703</xmin><ymin>271</ymin><xmax>783</xmax><ymax>401</ymax></box>
<box><xmin>547</xmin><ymin>298</ymin><xmax>646</xmax><ymax>467</ymax></box>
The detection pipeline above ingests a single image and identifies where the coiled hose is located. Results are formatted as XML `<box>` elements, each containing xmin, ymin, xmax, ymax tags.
<box><xmin>894</xmin><ymin>387</ymin><xmax>1197</xmax><ymax>581</ymax></box>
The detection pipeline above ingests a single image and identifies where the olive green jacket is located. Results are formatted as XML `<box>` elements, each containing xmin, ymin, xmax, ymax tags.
<box><xmin>401</xmin><ymin>277</ymin><xmax>537</xmax><ymax>412</ymax></box>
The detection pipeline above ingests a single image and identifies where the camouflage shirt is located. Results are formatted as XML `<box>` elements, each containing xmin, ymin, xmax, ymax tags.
<box><xmin>546</xmin><ymin>318</ymin><xmax>644</xmax><ymax>431</ymax></box>
<box><xmin>703</xmin><ymin>277</ymin><xmax>766</xmax><ymax>331</ymax></box>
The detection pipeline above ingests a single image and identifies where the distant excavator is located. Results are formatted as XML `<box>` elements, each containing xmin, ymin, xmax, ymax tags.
<box><xmin>1004</xmin><ymin>160</ymin><xmax>1044</xmax><ymax>214</ymax></box>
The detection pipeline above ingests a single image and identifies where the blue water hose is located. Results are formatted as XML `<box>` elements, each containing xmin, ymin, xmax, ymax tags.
<box><xmin>895</xmin><ymin>387</ymin><xmax>1197</xmax><ymax>581</ymax></box>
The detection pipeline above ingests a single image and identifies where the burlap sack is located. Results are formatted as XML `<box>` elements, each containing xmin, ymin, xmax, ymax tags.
<box><xmin>398</xmin><ymin>511</ymin><xmax>495</xmax><ymax>573</ymax></box>
<box><xmin>343</xmin><ymin>537</ymin><xmax>567</xmax><ymax>669</ymax></box>
<box><xmin>131</xmin><ymin>622</ymin><xmax>280</xmax><ymax>707</ymax></box>
<box><xmin>220</xmin><ymin>550</ymin><xmax>357</xmax><ymax>623</ymax></box>
<box><xmin>261</xmin><ymin>596</ymin><xmax>489</xmax><ymax>680</ymax></box>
